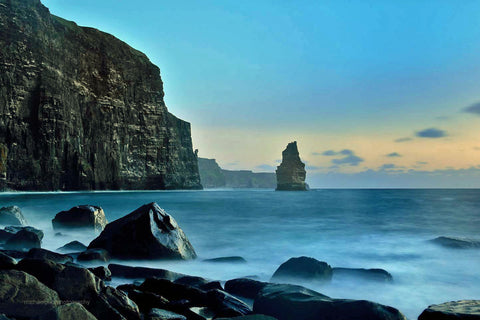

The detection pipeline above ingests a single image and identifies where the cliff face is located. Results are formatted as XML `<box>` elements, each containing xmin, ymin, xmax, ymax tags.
<box><xmin>276</xmin><ymin>142</ymin><xmax>307</xmax><ymax>191</ymax></box>
<box><xmin>198</xmin><ymin>158</ymin><xmax>276</xmax><ymax>189</ymax></box>
<box><xmin>0</xmin><ymin>0</ymin><xmax>202</xmax><ymax>190</ymax></box>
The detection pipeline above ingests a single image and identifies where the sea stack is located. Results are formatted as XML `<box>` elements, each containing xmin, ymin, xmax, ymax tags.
<box><xmin>276</xmin><ymin>141</ymin><xmax>307</xmax><ymax>191</ymax></box>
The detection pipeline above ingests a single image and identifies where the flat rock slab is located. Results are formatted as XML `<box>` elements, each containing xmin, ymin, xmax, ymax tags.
<box><xmin>419</xmin><ymin>300</ymin><xmax>480</xmax><ymax>320</ymax></box>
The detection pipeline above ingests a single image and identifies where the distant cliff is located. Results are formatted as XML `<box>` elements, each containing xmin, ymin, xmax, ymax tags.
<box><xmin>0</xmin><ymin>0</ymin><xmax>202</xmax><ymax>190</ymax></box>
<box><xmin>198</xmin><ymin>158</ymin><xmax>276</xmax><ymax>189</ymax></box>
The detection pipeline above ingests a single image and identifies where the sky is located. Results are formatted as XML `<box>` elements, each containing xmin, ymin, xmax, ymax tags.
<box><xmin>42</xmin><ymin>0</ymin><xmax>480</xmax><ymax>187</ymax></box>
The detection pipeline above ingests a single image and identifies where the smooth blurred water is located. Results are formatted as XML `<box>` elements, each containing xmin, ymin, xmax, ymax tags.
<box><xmin>1</xmin><ymin>189</ymin><xmax>480</xmax><ymax>319</ymax></box>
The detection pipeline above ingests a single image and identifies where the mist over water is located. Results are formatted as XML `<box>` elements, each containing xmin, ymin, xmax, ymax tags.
<box><xmin>1</xmin><ymin>189</ymin><xmax>480</xmax><ymax>319</ymax></box>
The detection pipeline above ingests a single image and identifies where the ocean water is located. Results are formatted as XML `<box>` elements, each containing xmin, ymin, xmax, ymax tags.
<box><xmin>1</xmin><ymin>189</ymin><xmax>480</xmax><ymax>319</ymax></box>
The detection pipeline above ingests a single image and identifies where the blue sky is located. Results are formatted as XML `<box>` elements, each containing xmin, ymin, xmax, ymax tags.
<box><xmin>42</xmin><ymin>0</ymin><xmax>480</xmax><ymax>187</ymax></box>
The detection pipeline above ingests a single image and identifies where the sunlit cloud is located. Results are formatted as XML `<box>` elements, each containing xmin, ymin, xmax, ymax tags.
<box><xmin>386</xmin><ymin>152</ymin><xmax>402</xmax><ymax>157</ymax></box>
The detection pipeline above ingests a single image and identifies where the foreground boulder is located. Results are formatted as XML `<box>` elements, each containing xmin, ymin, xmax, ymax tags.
<box><xmin>0</xmin><ymin>270</ymin><xmax>60</xmax><ymax>318</ymax></box>
<box><xmin>253</xmin><ymin>283</ymin><xmax>406</xmax><ymax>320</ymax></box>
<box><xmin>275</xmin><ymin>141</ymin><xmax>308</xmax><ymax>191</ymax></box>
<box><xmin>52</xmin><ymin>205</ymin><xmax>107</xmax><ymax>232</ymax></box>
<box><xmin>4</xmin><ymin>227</ymin><xmax>43</xmax><ymax>251</ymax></box>
<box><xmin>36</xmin><ymin>303</ymin><xmax>98</xmax><ymax>320</ymax></box>
<box><xmin>225</xmin><ymin>278</ymin><xmax>269</xmax><ymax>299</ymax></box>
<box><xmin>57</xmin><ymin>240</ymin><xmax>88</xmax><ymax>252</ymax></box>
<box><xmin>147</xmin><ymin>308</ymin><xmax>186</xmax><ymax>320</ymax></box>
<box><xmin>89</xmin><ymin>203</ymin><xmax>196</xmax><ymax>260</ymax></box>
<box><xmin>78</xmin><ymin>248</ymin><xmax>111</xmax><ymax>262</ymax></box>
<box><xmin>418</xmin><ymin>300</ymin><xmax>480</xmax><ymax>320</ymax></box>
<box><xmin>0</xmin><ymin>252</ymin><xmax>16</xmax><ymax>269</ymax></box>
<box><xmin>271</xmin><ymin>257</ymin><xmax>332</xmax><ymax>283</ymax></box>
<box><xmin>0</xmin><ymin>206</ymin><xmax>27</xmax><ymax>226</ymax></box>
<box><xmin>430</xmin><ymin>236</ymin><xmax>480</xmax><ymax>249</ymax></box>
<box><xmin>25</xmin><ymin>248</ymin><xmax>73</xmax><ymax>264</ymax></box>
<box><xmin>332</xmin><ymin>267</ymin><xmax>393</xmax><ymax>282</ymax></box>
<box><xmin>109</xmin><ymin>263</ymin><xmax>186</xmax><ymax>280</ymax></box>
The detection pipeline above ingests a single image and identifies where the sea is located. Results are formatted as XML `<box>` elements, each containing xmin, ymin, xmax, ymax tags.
<box><xmin>1</xmin><ymin>189</ymin><xmax>480</xmax><ymax>319</ymax></box>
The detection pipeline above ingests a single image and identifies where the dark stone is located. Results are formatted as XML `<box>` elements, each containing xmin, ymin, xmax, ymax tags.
<box><xmin>430</xmin><ymin>236</ymin><xmax>480</xmax><ymax>249</ymax></box>
<box><xmin>253</xmin><ymin>283</ymin><xmax>406</xmax><ymax>320</ymax></box>
<box><xmin>200</xmin><ymin>281</ymin><xmax>223</xmax><ymax>291</ymax></box>
<box><xmin>418</xmin><ymin>300</ymin><xmax>480</xmax><ymax>320</ymax></box>
<box><xmin>224</xmin><ymin>278</ymin><xmax>269</xmax><ymax>299</ymax></box>
<box><xmin>4</xmin><ymin>226</ymin><xmax>44</xmax><ymax>239</ymax></box>
<box><xmin>147</xmin><ymin>308</ymin><xmax>187</xmax><ymax>320</ymax></box>
<box><xmin>57</xmin><ymin>240</ymin><xmax>88</xmax><ymax>252</ymax></box>
<box><xmin>0</xmin><ymin>251</ymin><xmax>16</xmax><ymax>269</ymax></box>
<box><xmin>4</xmin><ymin>227</ymin><xmax>43</xmax><ymax>251</ymax></box>
<box><xmin>206</xmin><ymin>289</ymin><xmax>252</xmax><ymax>318</ymax></box>
<box><xmin>125</xmin><ymin>289</ymin><xmax>170</xmax><ymax>313</ymax></box>
<box><xmin>216</xmin><ymin>316</ymin><xmax>277</xmax><ymax>320</ymax></box>
<box><xmin>0</xmin><ymin>314</ymin><xmax>13</xmax><ymax>320</ymax></box>
<box><xmin>52</xmin><ymin>205</ymin><xmax>107</xmax><ymax>232</ymax></box>
<box><xmin>203</xmin><ymin>256</ymin><xmax>247</xmax><ymax>263</ymax></box>
<box><xmin>271</xmin><ymin>257</ymin><xmax>332</xmax><ymax>283</ymax></box>
<box><xmin>88</xmin><ymin>203</ymin><xmax>196</xmax><ymax>260</ymax></box>
<box><xmin>78</xmin><ymin>248</ymin><xmax>111</xmax><ymax>262</ymax></box>
<box><xmin>0</xmin><ymin>230</ymin><xmax>14</xmax><ymax>242</ymax></box>
<box><xmin>109</xmin><ymin>263</ymin><xmax>185</xmax><ymax>280</ymax></box>
<box><xmin>275</xmin><ymin>142</ymin><xmax>307</xmax><ymax>191</ymax></box>
<box><xmin>140</xmin><ymin>278</ymin><xmax>208</xmax><ymax>306</ymax></box>
<box><xmin>35</xmin><ymin>302</ymin><xmax>98</xmax><ymax>320</ymax></box>
<box><xmin>174</xmin><ymin>275</ymin><xmax>211</xmax><ymax>288</ymax></box>
<box><xmin>0</xmin><ymin>249</ymin><xmax>27</xmax><ymax>259</ymax></box>
<box><xmin>332</xmin><ymin>267</ymin><xmax>393</xmax><ymax>282</ymax></box>
<box><xmin>16</xmin><ymin>258</ymin><xmax>65</xmax><ymax>288</ymax></box>
<box><xmin>52</xmin><ymin>264</ymin><xmax>103</xmax><ymax>301</ymax></box>
<box><xmin>0</xmin><ymin>0</ymin><xmax>201</xmax><ymax>191</ymax></box>
<box><xmin>0</xmin><ymin>206</ymin><xmax>27</xmax><ymax>226</ymax></box>
<box><xmin>25</xmin><ymin>248</ymin><xmax>73</xmax><ymax>264</ymax></box>
<box><xmin>0</xmin><ymin>270</ymin><xmax>61</xmax><ymax>318</ymax></box>
<box><xmin>97</xmin><ymin>286</ymin><xmax>141</xmax><ymax>320</ymax></box>
<box><xmin>89</xmin><ymin>266</ymin><xmax>112</xmax><ymax>281</ymax></box>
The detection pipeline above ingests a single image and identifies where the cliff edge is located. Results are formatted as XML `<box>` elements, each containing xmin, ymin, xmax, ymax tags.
<box><xmin>276</xmin><ymin>141</ymin><xmax>307</xmax><ymax>191</ymax></box>
<box><xmin>0</xmin><ymin>0</ymin><xmax>202</xmax><ymax>190</ymax></box>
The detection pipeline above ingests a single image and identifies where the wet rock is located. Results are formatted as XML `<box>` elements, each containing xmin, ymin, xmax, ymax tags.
<box><xmin>147</xmin><ymin>308</ymin><xmax>187</xmax><ymax>320</ymax></box>
<box><xmin>25</xmin><ymin>248</ymin><xmax>73</xmax><ymax>264</ymax></box>
<box><xmin>0</xmin><ymin>229</ymin><xmax>14</xmax><ymax>242</ymax></box>
<box><xmin>0</xmin><ymin>270</ymin><xmax>60</xmax><ymax>318</ymax></box>
<box><xmin>52</xmin><ymin>205</ymin><xmax>107</xmax><ymax>232</ymax></box>
<box><xmin>275</xmin><ymin>142</ymin><xmax>307</xmax><ymax>191</ymax></box>
<box><xmin>0</xmin><ymin>249</ymin><xmax>26</xmax><ymax>259</ymax></box>
<box><xmin>203</xmin><ymin>256</ymin><xmax>247</xmax><ymax>263</ymax></box>
<box><xmin>16</xmin><ymin>258</ymin><xmax>65</xmax><ymax>288</ymax></box>
<box><xmin>78</xmin><ymin>248</ymin><xmax>111</xmax><ymax>262</ymax></box>
<box><xmin>140</xmin><ymin>278</ymin><xmax>208</xmax><ymax>306</ymax></box>
<box><xmin>0</xmin><ymin>252</ymin><xmax>16</xmax><ymax>269</ymax></box>
<box><xmin>0</xmin><ymin>206</ymin><xmax>27</xmax><ymax>226</ymax></box>
<box><xmin>125</xmin><ymin>289</ymin><xmax>170</xmax><ymax>313</ymax></box>
<box><xmin>89</xmin><ymin>266</ymin><xmax>112</xmax><ymax>281</ymax></box>
<box><xmin>271</xmin><ymin>257</ymin><xmax>332</xmax><ymax>283</ymax></box>
<box><xmin>253</xmin><ymin>283</ymin><xmax>406</xmax><ymax>320</ymax></box>
<box><xmin>206</xmin><ymin>289</ymin><xmax>252</xmax><ymax>318</ymax></box>
<box><xmin>89</xmin><ymin>203</ymin><xmax>196</xmax><ymax>260</ymax></box>
<box><xmin>430</xmin><ymin>236</ymin><xmax>480</xmax><ymax>249</ymax></box>
<box><xmin>57</xmin><ymin>240</ymin><xmax>88</xmax><ymax>252</ymax></box>
<box><xmin>332</xmin><ymin>267</ymin><xmax>393</xmax><ymax>282</ymax></box>
<box><xmin>36</xmin><ymin>302</ymin><xmax>98</xmax><ymax>320</ymax></box>
<box><xmin>4</xmin><ymin>226</ymin><xmax>44</xmax><ymax>239</ymax></box>
<box><xmin>53</xmin><ymin>264</ymin><xmax>103</xmax><ymax>301</ymax></box>
<box><xmin>4</xmin><ymin>227</ymin><xmax>43</xmax><ymax>251</ymax></box>
<box><xmin>224</xmin><ymin>278</ymin><xmax>269</xmax><ymax>299</ymax></box>
<box><xmin>418</xmin><ymin>300</ymin><xmax>480</xmax><ymax>320</ymax></box>
<box><xmin>173</xmin><ymin>275</ymin><xmax>222</xmax><ymax>291</ymax></box>
<box><xmin>97</xmin><ymin>286</ymin><xmax>141</xmax><ymax>320</ymax></box>
<box><xmin>109</xmin><ymin>263</ymin><xmax>185</xmax><ymax>280</ymax></box>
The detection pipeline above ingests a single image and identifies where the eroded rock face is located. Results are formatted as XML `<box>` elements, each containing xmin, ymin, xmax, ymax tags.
<box><xmin>0</xmin><ymin>206</ymin><xmax>27</xmax><ymax>226</ymax></box>
<box><xmin>275</xmin><ymin>142</ymin><xmax>307</xmax><ymax>191</ymax></box>
<box><xmin>0</xmin><ymin>0</ymin><xmax>201</xmax><ymax>191</ymax></box>
<box><xmin>88</xmin><ymin>203</ymin><xmax>196</xmax><ymax>260</ymax></box>
<box><xmin>52</xmin><ymin>205</ymin><xmax>107</xmax><ymax>232</ymax></box>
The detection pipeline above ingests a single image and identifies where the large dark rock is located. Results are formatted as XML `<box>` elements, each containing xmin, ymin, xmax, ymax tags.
<box><xmin>224</xmin><ymin>278</ymin><xmax>269</xmax><ymax>299</ymax></box>
<box><xmin>0</xmin><ymin>251</ymin><xmax>16</xmax><ymax>269</ymax></box>
<box><xmin>0</xmin><ymin>206</ymin><xmax>27</xmax><ymax>226</ymax></box>
<box><xmin>88</xmin><ymin>203</ymin><xmax>196</xmax><ymax>260</ymax></box>
<box><xmin>271</xmin><ymin>257</ymin><xmax>332</xmax><ymax>283</ymax></box>
<box><xmin>253</xmin><ymin>283</ymin><xmax>406</xmax><ymax>320</ymax></box>
<box><xmin>16</xmin><ymin>258</ymin><xmax>65</xmax><ymax>288</ymax></box>
<box><xmin>57</xmin><ymin>240</ymin><xmax>88</xmax><ymax>252</ymax></box>
<box><xmin>174</xmin><ymin>276</ymin><xmax>223</xmax><ymax>291</ymax></box>
<box><xmin>4</xmin><ymin>226</ymin><xmax>44</xmax><ymax>239</ymax></box>
<box><xmin>203</xmin><ymin>256</ymin><xmax>247</xmax><ymax>264</ymax></box>
<box><xmin>96</xmin><ymin>286</ymin><xmax>141</xmax><ymax>320</ymax></box>
<box><xmin>109</xmin><ymin>263</ymin><xmax>185</xmax><ymax>280</ymax></box>
<box><xmin>36</xmin><ymin>303</ymin><xmax>98</xmax><ymax>320</ymax></box>
<box><xmin>0</xmin><ymin>0</ymin><xmax>201</xmax><ymax>191</ymax></box>
<box><xmin>124</xmin><ymin>289</ymin><xmax>170</xmax><ymax>313</ymax></box>
<box><xmin>430</xmin><ymin>236</ymin><xmax>480</xmax><ymax>249</ymax></box>
<box><xmin>89</xmin><ymin>266</ymin><xmax>112</xmax><ymax>281</ymax></box>
<box><xmin>206</xmin><ymin>289</ymin><xmax>252</xmax><ymax>318</ymax></box>
<box><xmin>418</xmin><ymin>300</ymin><xmax>480</xmax><ymax>320</ymax></box>
<box><xmin>332</xmin><ymin>267</ymin><xmax>393</xmax><ymax>283</ymax></box>
<box><xmin>0</xmin><ymin>229</ymin><xmax>14</xmax><ymax>242</ymax></box>
<box><xmin>25</xmin><ymin>248</ymin><xmax>73</xmax><ymax>264</ymax></box>
<box><xmin>52</xmin><ymin>205</ymin><xmax>107</xmax><ymax>232</ymax></box>
<box><xmin>0</xmin><ymin>270</ymin><xmax>61</xmax><ymax>318</ymax></box>
<box><xmin>52</xmin><ymin>264</ymin><xmax>103</xmax><ymax>301</ymax></box>
<box><xmin>139</xmin><ymin>278</ymin><xmax>207</xmax><ymax>306</ymax></box>
<box><xmin>275</xmin><ymin>142</ymin><xmax>307</xmax><ymax>191</ymax></box>
<box><xmin>4</xmin><ymin>227</ymin><xmax>43</xmax><ymax>251</ymax></box>
<box><xmin>78</xmin><ymin>248</ymin><xmax>111</xmax><ymax>262</ymax></box>
<box><xmin>147</xmin><ymin>308</ymin><xmax>186</xmax><ymax>320</ymax></box>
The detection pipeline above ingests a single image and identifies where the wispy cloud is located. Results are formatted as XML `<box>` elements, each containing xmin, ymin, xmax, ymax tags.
<box><xmin>395</xmin><ymin>137</ymin><xmax>412</xmax><ymax>143</ymax></box>
<box><xmin>415</xmin><ymin>128</ymin><xmax>448</xmax><ymax>138</ymax></box>
<box><xmin>463</xmin><ymin>102</ymin><xmax>480</xmax><ymax>115</ymax></box>
<box><xmin>416</xmin><ymin>161</ymin><xmax>428</xmax><ymax>165</ymax></box>
<box><xmin>386</xmin><ymin>152</ymin><xmax>402</xmax><ymax>157</ymax></box>
<box><xmin>311</xmin><ymin>152</ymin><xmax>322</xmax><ymax>156</ymax></box>
<box><xmin>331</xmin><ymin>154</ymin><xmax>364</xmax><ymax>166</ymax></box>
<box><xmin>322</xmin><ymin>150</ymin><xmax>338</xmax><ymax>156</ymax></box>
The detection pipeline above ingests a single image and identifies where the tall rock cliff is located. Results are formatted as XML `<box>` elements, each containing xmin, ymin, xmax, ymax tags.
<box><xmin>0</xmin><ymin>0</ymin><xmax>202</xmax><ymax>190</ymax></box>
<box><xmin>276</xmin><ymin>141</ymin><xmax>307</xmax><ymax>191</ymax></box>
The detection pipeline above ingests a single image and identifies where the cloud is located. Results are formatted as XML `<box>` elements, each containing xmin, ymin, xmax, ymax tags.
<box><xmin>322</xmin><ymin>150</ymin><xmax>338</xmax><ymax>156</ymax></box>
<box><xmin>332</xmin><ymin>154</ymin><xmax>364</xmax><ymax>166</ymax></box>
<box><xmin>395</xmin><ymin>137</ymin><xmax>412</xmax><ymax>143</ymax></box>
<box><xmin>306</xmin><ymin>165</ymin><xmax>321</xmax><ymax>171</ymax></box>
<box><xmin>415</xmin><ymin>128</ymin><xmax>448</xmax><ymax>138</ymax></box>
<box><xmin>340</xmin><ymin>149</ymin><xmax>354</xmax><ymax>156</ymax></box>
<box><xmin>463</xmin><ymin>102</ymin><xmax>480</xmax><ymax>115</ymax></box>
<box><xmin>322</xmin><ymin>149</ymin><xmax>354</xmax><ymax>156</ymax></box>
<box><xmin>386</xmin><ymin>152</ymin><xmax>402</xmax><ymax>157</ymax></box>
<box><xmin>255</xmin><ymin>164</ymin><xmax>276</xmax><ymax>171</ymax></box>
<box><xmin>416</xmin><ymin>161</ymin><xmax>428</xmax><ymax>165</ymax></box>
<box><xmin>380</xmin><ymin>163</ymin><xmax>397</xmax><ymax>170</ymax></box>
<box><xmin>311</xmin><ymin>152</ymin><xmax>322</xmax><ymax>156</ymax></box>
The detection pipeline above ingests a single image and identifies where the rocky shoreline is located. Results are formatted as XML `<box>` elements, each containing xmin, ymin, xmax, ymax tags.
<box><xmin>1</xmin><ymin>204</ymin><xmax>479</xmax><ymax>320</ymax></box>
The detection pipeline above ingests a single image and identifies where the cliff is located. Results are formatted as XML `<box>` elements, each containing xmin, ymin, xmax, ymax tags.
<box><xmin>0</xmin><ymin>0</ymin><xmax>202</xmax><ymax>190</ymax></box>
<box><xmin>276</xmin><ymin>141</ymin><xmax>307</xmax><ymax>191</ymax></box>
<box><xmin>198</xmin><ymin>158</ymin><xmax>276</xmax><ymax>189</ymax></box>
